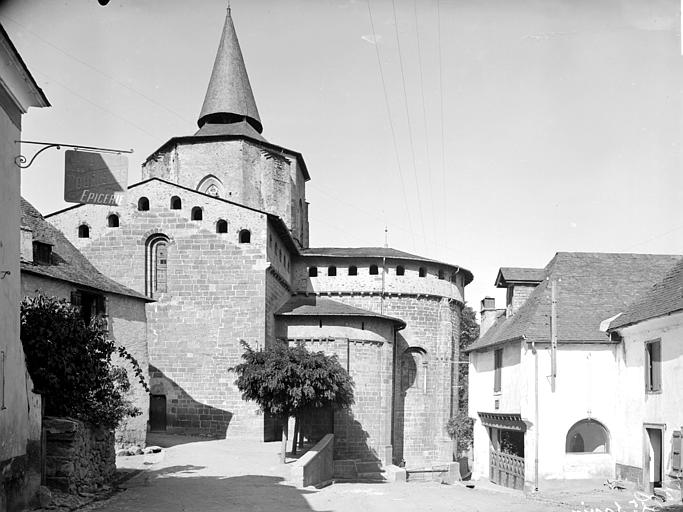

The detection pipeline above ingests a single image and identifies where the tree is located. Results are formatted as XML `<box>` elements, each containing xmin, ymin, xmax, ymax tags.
<box><xmin>20</xmin><ymin>294</ymin><xmax>148</xmax><ymax>429</ymax></box>
<box><xmin>447</xmin><ymin>305</ymin><xmax>480</xmax><ymax>460</ymax></box>
<box><xmin>233</xmin><ymin>341</ymin><xmax>354</xmax><ymax>463</ymax></box>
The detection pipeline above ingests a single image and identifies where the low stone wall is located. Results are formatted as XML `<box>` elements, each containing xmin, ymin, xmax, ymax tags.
<box><xmin>43</xmin><ymin>418</ymin><xmax>115</xmax><ymax>493</ymax></box>
<box><xmin>290</xmin><ymin>434</ymin><xmax>334</xmax><ymax>488</ymax></box>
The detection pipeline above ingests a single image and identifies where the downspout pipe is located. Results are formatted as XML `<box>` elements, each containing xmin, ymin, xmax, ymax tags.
<box><xmin>530</xmin><ymin>336</ymin><xmax>539</xmax><ymax>492</ymax></box>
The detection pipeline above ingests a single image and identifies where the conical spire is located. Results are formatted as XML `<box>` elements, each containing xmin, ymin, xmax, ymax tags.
<box><xmin>197</xmin><ymin>7</ymin><xmax>263</xmax><ymax>133</ymax></box>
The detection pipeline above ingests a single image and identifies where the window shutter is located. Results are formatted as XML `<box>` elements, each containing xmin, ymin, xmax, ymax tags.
<box><xmin>673</xmin><ymin>431</ymin><xmax>682</xmax><ymax>472</ymax></box>
<box><xmin>652</xmin><ymin>341</ymin><xmax>662</xmax><ymax>391</ymax></box>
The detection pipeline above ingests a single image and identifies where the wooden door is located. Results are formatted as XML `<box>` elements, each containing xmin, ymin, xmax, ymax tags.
<box><xmin>149</xmin><ymin>394</ymin><xmax>167</xmax><ymax>431</ymax></box>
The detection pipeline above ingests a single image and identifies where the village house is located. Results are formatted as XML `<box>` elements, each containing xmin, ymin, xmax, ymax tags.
<box><xmin>46</xmin><ymin>8</ymin><xmax>472</xmax><ymax>472</ymax></box>
<box><xmin>467</xmin><ymin>252</ymin><xmax>680</xmax><ymax>491</ymax></box>
<box><xmin>0</xmin><ymin>24</ymin><xmax>50</xmax><ymax>512</ymax></box>
<box><xmin>605</xmin><ymin>257</ymin><xmax>683</xmax><ymax>494</ymax></box>
<box><xmin>19</xmin><ymin>199</ymin><xmax>152</xmax><ymax>448</ymax></box>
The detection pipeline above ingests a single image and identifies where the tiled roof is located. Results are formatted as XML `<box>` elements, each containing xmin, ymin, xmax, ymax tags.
<box><xmin>467</xmin><ymin>252</ymin><xmax>680</xmax><ymax>352</ymax></box>
<box><xmin>301</xmin><ymin>247</ymin><xmax>473</xmax><ymax>285</ymax></box>
<box><xmin>20</xmin><ymin>199</ymin><xmax>150</xmax><ymax>301</ymax></box>
<box><xmin>495</xmin><ymin>267</ymin><xmax>545</xmax><ymax>287</ymax></box>
<box><xmin>276</xmin><ymin>296</ymin><xmax>406</xmax><ymax>329</ymax></box>
<box><xmin>609</xmin><ymin>257</ymin><xmax>683</xmax><ymax>330</ymax></box>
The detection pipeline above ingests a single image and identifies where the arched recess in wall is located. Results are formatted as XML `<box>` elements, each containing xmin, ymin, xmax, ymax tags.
<box><xmin>400</xmin><ymin>347</ymin><xmax>428</xmax><ymax>394</ymax></box>
<box><xmin>566</xmin><ymin>419</ymin><xmax>610</xmax><ymax>453</ymax></box>
<box><xmin>146</xmin><ymin>234</ymin><xmax>170</xmax><ymax>298</ymax></box>
<box><xmin>78</xmin><ymin>224</ymin><xmax>90</xmax><ymax>238</ymax></box>
<box><xmin>197</xmin><ymin>175</ymin><xmax>225</xmax><ymax>198</ymax></box>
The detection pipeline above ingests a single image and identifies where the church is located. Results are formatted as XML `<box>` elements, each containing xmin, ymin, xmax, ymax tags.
<box><xmin>47</xmin><ymin>8</ymin><xmax>472</xmax><ymax>470</ymax></box>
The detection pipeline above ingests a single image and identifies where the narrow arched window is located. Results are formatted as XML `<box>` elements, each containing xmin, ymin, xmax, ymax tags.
<box><xmin>78</xmin><ymin>224</ymin><xmax>89</xmax><ymax>238</ymax></box>
<box><xmin>170</xmin><ymin>196</ymin><xmax>181</xmax><ymax>210</ymax></box>
<box><xmin>191</xmin><ymin>207</ymin><xmax>203</xmax><ymax>221</ymax></box>
<box><xmin>438</xmin><ymin>270</ymin><xmax>445</xmax><ymax>280</ymax></box>
<box><xmin>146</xmin><ymin>235</ymin><xmax>169</xmax><ymax>298</ymax></box>
<box><xmin>348</xmin><ymin>265</ymin><xmax>358</xmax><ymax>276</ymax></box>
<box><xmin>328</xmin><ymin>266</ymin><xmax>337</xmax><ymax>277</ymax></box>
<box><xmin>566</xmin><ymin>419</ymin><xmax>609</xmax><ymax>453</ymax></box>
<box><xmin>239</xmin><ymin>229</ymin><xmax>251</xmax><ymax>243</ymax></box>
<box><xmin>107</xmin><ymin>214</ymin><xmax>119</xmax><ymax>228</ymax></box>
<box><xmin>308</xmin><ymin>267</ymin><xmax>318</xmax><ymax>277</ymax></box>
<box><xmin>138</xmin><ymin>197</ymin><xmax>149</xmax><ymax>211</ymax></box>
<box><xmin>216</xmin><ymin>220</ymin><xmax>228</xmax><ymax>233</ymax></box>
<box><xmin>299</xmin><ymin>198</ymin><xmax>304</xmax><ymax>239</ymax></box>
<box><xmin>369</xmin><ymin>264</ymin><xmax>379</xmax><ymax>275</ymax></box>
<box><xmin>419</xmin><ymin>267</ymin><xmax>426</xmax><ymax>278</ymax></box>
<box><xmin>396</xmin><ymin>265</ymin><xmax>405</xmax><ymax>276</ymax></box>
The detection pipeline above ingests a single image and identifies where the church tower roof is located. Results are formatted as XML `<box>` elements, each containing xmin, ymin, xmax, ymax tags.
<box><xmin>197</xmin><ymin>7</ymin><xmax>263</xmax><ymax>135</ymax></box>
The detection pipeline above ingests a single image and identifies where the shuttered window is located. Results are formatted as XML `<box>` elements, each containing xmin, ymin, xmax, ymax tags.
<box><xmin>673</xmin><ymin>431</ymin><xmax>682</xmax><ymax>472</ymax></box>
<box><xmin>645</xmin><ymin>339</ymin><xmax>662</xmax><ymax>393</ymax></box>
<box><xmin>494</xmin><ymin>348</ymin><xmax>503</xmax><ymax>393</ymax></box>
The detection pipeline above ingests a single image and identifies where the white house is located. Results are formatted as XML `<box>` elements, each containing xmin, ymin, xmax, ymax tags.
<box><xmin>606</xmin><ymin>257</ymin><xmax>683</xmax><ymax>494</ymax></box>
<box><xmin>467</xmin><ymin>252</ymin><xmax>680</xmax><ymax>491</ymax></box>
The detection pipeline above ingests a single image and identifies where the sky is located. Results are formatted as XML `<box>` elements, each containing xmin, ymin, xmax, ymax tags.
<box><xmin>2</xmin><ymin>0</ymin><xmax>682</xmax><ymax>314</ymax></box>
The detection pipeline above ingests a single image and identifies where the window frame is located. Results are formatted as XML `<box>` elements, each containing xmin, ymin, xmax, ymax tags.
<box><xmin>493</xmin><ymin>347</ymin><xmax>503</xmax><ymax>393</ymax></box>
<box><xmin>645</xmin><ymin>338</ymin><xmax>662</xmax><ymax>393</ymax></box>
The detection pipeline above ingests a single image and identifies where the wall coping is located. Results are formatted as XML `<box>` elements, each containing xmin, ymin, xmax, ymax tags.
<box><xmin>290</xmin><ymin>434</ymin><xmax>334</xmax><ymax>488</ymax></box>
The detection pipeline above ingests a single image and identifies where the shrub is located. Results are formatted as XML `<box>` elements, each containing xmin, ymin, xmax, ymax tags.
<box><xmin>446</xmin><ymin>410</ymin><xmax>475</xmax><ymax>456</ymax></box>
<box><xmin>20</xmin><ymin>294</ymin><xmax>147</xmax><ymax>429</ymax></box>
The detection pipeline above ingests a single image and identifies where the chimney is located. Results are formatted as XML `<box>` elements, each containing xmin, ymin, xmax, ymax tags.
<box><xmin>480</xmin><ymin>297</ymin><xmax>500</xmax><ymax>336</ymax></box>
<box><xmin>20</xmin><ymin>226</ymin><xmax>33</xmax><ymax>263</ymax></box>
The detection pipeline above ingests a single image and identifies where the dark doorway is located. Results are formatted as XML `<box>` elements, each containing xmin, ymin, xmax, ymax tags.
<box><xmin>645</xmin><ymin>426</ymin><xmax>664</xmax><ymax>491</ymax></box>
<box><xmin>149</xmin><ymin>394</ymin><xmax>167</xmax><ymax>432</ymax></box>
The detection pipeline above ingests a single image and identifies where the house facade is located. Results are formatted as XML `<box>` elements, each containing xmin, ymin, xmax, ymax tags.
<box><xmin>0</xmin><ymin>24</ymin><xmax>49</xmax><ymax>512</ymax></box>
<box><xmin>606</xmin><ymin>257</ymin><xmax>683</xmax><ymax>493</ymax></box>
<box><xmin>20</xmin><ymin>199</ymin><xmax>152</xmax><ymax>448</ymax></box>
<box><xmin>46</xmin><ymin>8</ymin><xmax>472</xmax><ymax>470</ymax></box>
<box><xmin>468</xmin><ymin>252</ymin><xmax>680</xmax><ymax>491</ymax></box>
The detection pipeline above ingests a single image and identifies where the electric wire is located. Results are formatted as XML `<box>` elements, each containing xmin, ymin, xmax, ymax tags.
<box><xmin>436</xmin><ymin>0</ymin><xmax>448</xmax><ymax>223</ymax></box>
<box><xmin>391</xmin><ymin>0</ymin><xmax>428</xmax><ymax>252</ymax></box>
<box><xmin>413</xmin><ymin>0</ymin><xmax>438</xmax><ymax>249</ymax></box>
<box><xmin>365</xmin><ymin>0</ymin><xmax>417</xmax><ymax>250</ymax></box>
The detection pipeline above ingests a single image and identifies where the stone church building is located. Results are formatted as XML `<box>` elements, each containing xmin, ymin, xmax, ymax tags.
<box><xmin>48</xmin><ymin>9</ymin><xmax>472</xmax><ymax>470</ymax></box>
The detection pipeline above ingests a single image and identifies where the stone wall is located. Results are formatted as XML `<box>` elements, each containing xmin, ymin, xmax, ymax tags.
<box><xmin>43</xmin><ymin>418</ymin><xmax>115</xmax><ymax>494</ymax></box>
<box><xmin>48</xmin><ymin>180</ymin><xmax>273</xmax><ymax>439</ymax></box>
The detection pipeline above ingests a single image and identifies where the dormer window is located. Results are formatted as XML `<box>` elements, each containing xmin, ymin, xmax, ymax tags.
<box><xmin>32</xmin><ymin>242</ymin><xmax>52</xmax><ymax>265</ymax></box>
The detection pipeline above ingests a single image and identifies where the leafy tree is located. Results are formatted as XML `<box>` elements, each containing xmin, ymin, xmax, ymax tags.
<box><xmin>20</xmin><ymin>294</ymin><xmax>148</xmax><ymax>429</ymax></box>
<box><xmin>447</xmin><ymin>305</ymin><xmax>480</xmax><ymax>459</ymax></box>
<box><xmin>233</xmin><ymin>341</ymin><xmax>354</xmax><ymax>462</ymax></box>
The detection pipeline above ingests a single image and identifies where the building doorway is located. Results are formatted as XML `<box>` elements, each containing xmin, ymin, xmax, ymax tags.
<box><xmin>644</xmin><ymin>425</ymin><xmax>664</xmax><ymax>492</ymax></box>
<box><xmin>149</xmin><ymin>395</ymin><xmax>167</xmax><ymax>432</ymax></box>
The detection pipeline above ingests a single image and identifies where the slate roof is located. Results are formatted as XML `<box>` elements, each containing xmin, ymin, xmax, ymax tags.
<box><xmin>301</xmin><ymin>247</ymin><xmax>474</xmax><ymax>285</ymax></box>
<box><xmin>194</xmin><ymin>121</ymin><xmax>266</xmax><ymax>142</ymax></box>
<box><xmin>467</xmin><ymin>252</ymin><xmax>681</xmax><ymax>352</ymax></box>
<box><xmin>495</xmin><ymin>267</ymin><xmax>545</xmax><ymax>287</ymax></box>
<box><xmin>608</xmin><ymin>257</ymin><xmax>683</xmax><ymax>330</ymax></box>
<box><xmin>276</xmin><ymin>296</ymin><xmax>406</xmax><ymax>329</ymax></box>
<box><xmin>20</xmin><ymin>199</ymin><xmax>150</xmax><ymax>301</ymax></box>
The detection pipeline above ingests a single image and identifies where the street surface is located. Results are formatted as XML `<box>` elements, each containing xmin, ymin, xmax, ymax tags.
<box><xmin>84</xmin><ymin>435</ymin><xmax>682</xmax><ymax>512</ymax></box>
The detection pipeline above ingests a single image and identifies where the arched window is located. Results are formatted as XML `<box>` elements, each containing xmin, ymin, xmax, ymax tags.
<box><xmin>170</xmin><ymin>196</ymin><xmax>182</xmax><ymax>210</ymax></box>
<box><xmin>216</xmin><ymin>220</ymin><xmax>228</xmax><ymax>233</ymax></box>
<box><xmin>191</xmin><ymin>207</ymin><xmax>203</xmax><ymax>221</ymax></box>
<box><xmin>197</xmin><ymin>175</ymin><xmax>225</xmax><ymax>198</ymax></box>
<box><xmin>369</xmin><ymin>264</ymin><xmax>379</xmax><ymax>275</ymax></box>
<box><xmin>400</xmin><ymin>347</ymin><xmax>428</xmax><ymax>394</ymax></box>
<box><xmin>348</xmin><ymin>265</ymin><xmax>358</xmax><ymax>276</ymax></box>
<box><xmin>138</xmin><ymin>197</ymin><xmax>149</xmax><ymax>211</ymax></box>
<box><xmin>419</xmin><ymin>267</ymin><xmax>426</xmax><ymax>277</ymax></box>
<box><xmin>107</xmin><ymin>214</ymin><xmax>119</xmax><ymax>228</ymax></box>
<box><xmin>146</xmin><ymin>235</ymin><xmax>169</xmax><ymax>298</ymax></box>
<box><xmin>328</xmin><ymin>266</ymin><xmax>337</xmax><ymax>277</ymax></box>
<box><xmin>438</xmin><ymin>270</ymin><xmax>445</xmax><ymax>280</ymax></box>
<box><xmin>239</xmin><ymin>229</ymin><xmax>251</xmax><ymax>243</ymax></box>
<box><xmin>566</xmin><ymin>419</ymin><xmax>609</xmax><ymax>453</ymax></box>
<box><xmin>396</xmin><ymin>265</ymin><xmax>405</xmax><ymax>276</ymax></box>
<box><xmin>78</xmin><ymin>224</ymin><xmax>89</xmax><ymax>238</ymax></box>
<box><xmin>308</xmin><ymin>267</ymin><xmax>318</xmax><ymax>277</ymax></box>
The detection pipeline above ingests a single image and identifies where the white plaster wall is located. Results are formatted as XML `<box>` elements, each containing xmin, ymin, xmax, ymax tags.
<box><xmin>614</xmin><ymin>313</ymin><xmax>683</xmax><ymax>481</ymax></box>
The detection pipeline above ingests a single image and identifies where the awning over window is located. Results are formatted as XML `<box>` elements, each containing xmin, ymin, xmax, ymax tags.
<box><xmin>478</xmin><ymin>412</ymin><xmax>527</xmax><ymax>432</ymax></box>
